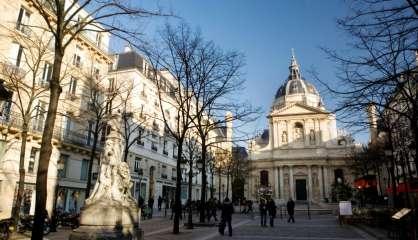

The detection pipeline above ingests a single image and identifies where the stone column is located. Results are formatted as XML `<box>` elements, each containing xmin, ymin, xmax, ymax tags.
<box><xmin>275</xmin><ymin>121</ymin><xmax>280</xmax><ymax>148</ymax></box>
<box><xmin>308</xmin><ymin>165</ymin><xmax>312</xmax><ymax>202</ymax></box>
<box><xmin>318</xmin><ymin>165</ymin><xmax>324</xmax><ymax>201</ymax></box>
<box><xmin>274</xmin><ymin>167</ymin><xmax>279</xmax><ymax>199</ymax></box>
<box><xmin>323</xmin><ymin>166</ymin><xmax>329</xmax><ymax>200</ymax></box>
<box><xmin>279</xmin><ymin>166</ymin><xmax>284</xmax><ymax>199</ymax></box>
<box><xmin>289</xmin><ymin>166</ymin><xmax>294</xmax><ymax>200</ymax></box>
<box><xmin>269</xmin><ymin>119</ymin><xmax>274</xmax><ymax>149</ymax></box>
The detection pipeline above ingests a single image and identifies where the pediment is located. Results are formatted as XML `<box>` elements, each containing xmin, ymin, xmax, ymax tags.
<box><xmin>270</xmin><ymin>103</ymin><xmax>329</xmax><ymax>117</ymax></box>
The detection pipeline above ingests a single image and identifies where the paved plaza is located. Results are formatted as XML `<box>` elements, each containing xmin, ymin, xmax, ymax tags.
<box><xmin>10</xmin><ymin>211</ymin><xmax>381</xmax><ymax>240</ymax></box>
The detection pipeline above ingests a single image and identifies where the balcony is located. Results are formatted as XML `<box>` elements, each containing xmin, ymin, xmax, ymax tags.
<box><xmin>161</xmin><ymin>173</ymin><xmax>168</xmax><ymax>179</ymax></box>
<box><xmin>1</xmin><ymin>62</ymin><xmax>25</xmax><ymax>79</ymax></box>
<box><xmin>163</xmin><ymin>150</ymin><xmax>168</xmax><ymax>155</ymax></box>
<box><xmin>172</xmin><ymin>176</ymin><xmax>177</xmax><ymax>181</ymax></box>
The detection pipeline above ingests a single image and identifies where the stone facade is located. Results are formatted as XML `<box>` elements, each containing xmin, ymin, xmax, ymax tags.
<box><xmin>246</xmin><ymin>53</ymin><xmax>356</xmax><ymax>204</ymax></box>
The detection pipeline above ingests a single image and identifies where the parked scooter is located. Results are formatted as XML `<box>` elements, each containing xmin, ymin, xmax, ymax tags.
<box><xmin>0</xmin><ymin>218</ymin><xmax>15</xmax><ymax>240</ymax></box>
<box><xmin>18</xmin><ymin>215</ymin><xmax>50</xmax><ymax>235</ymax></box>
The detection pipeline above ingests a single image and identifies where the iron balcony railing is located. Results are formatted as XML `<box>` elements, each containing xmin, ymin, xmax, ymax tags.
<box><xmin>0</xmin><ymin>111</ymin><xmax>103</xmax><ymax>149</ymax></box>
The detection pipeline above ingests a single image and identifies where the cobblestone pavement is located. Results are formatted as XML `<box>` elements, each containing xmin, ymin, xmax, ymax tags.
<box><xmin>9</xmin><ymin>212</ymin><xmax>377</xmax><ymax>240</ymax></box>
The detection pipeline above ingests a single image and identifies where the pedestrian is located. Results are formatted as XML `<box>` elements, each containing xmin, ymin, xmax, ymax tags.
<box><xmin>158</xmin><ymin>196</ymin><xmax>163</xmax><ymax>211</ymax></box>
<box><xmin>207</xmin><ymin>198</ymin><xmax>218</xmax><ymax>222</ymax></box>
<box><xmin>259</xmin><ymin>198</ymin><xmax>267</xmax><ymax>227</ymax></box>
<box><xmin>138</xmin><ymin>196</ymin><xmax>144</xmax><ymax>210</ymax></box>
<box><xmin>170</xmin><ymin>199</ymin><xmax>175</xmax><ymax>220</ymax></box>
<box><xmin>148</xmin><ymin>197</ymin><xmax>154</xmax><ymax>219</ymax></box>
<box><xmin>267</xmin><ymin>198</ymin><xmax>277</xmax><ymax>227</ymax></box>
<box><xmin>219</xmin><ymin>197</ymin><xmax>234</xmax><ymax>237</ymax></box>
<box><xmin>287</xmin><ymin>198</ymin><xmax>295</xmax><ymax>223</ymax></box>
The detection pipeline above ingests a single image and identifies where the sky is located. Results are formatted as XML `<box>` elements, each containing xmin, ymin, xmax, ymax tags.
<box><xmin>111</xmin><ymin>0</ymin><xmax>369</xmax><ymax>144</ymax></box>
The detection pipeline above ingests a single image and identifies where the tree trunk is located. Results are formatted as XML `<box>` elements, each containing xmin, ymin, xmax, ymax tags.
<box><xmin>187</xmin><ymin>159</ymin><xmax>193</xmax><ymax>229</ymax></box>
<box><xmin>31</xmin><ymin>50</ymin><xmax>63</xmax><ymax>240</ymax></box>
<box><xmin>12</xmin><ymin>125</ymin><xmax>29</xmax><ymax>224</ymax></box>
<box><xmin>85</xmin><ymin>127</ymin><xmax>100</xmax><ymax>198</ymax></box>
<box><xmin>173</xmin><ymin>140</ymin><xmax>183</xmax><ymax>234</ymax></box>
<box><xmin>199</xmin><ymin>141</ymin><xmax>206</xmax><ymax>223</ymax></box>
<box><xmin>210</xmin><ymin>168</ymin><xmax>214</xmax><ymax>199</ymax></box>
<box><xmin>123</xmin><ymin>144</ymin><xmax>129</xmax><ymax>162</ymax></box>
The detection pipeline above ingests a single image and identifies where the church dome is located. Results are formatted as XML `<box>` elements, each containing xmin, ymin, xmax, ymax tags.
<box><xmin>273</xmin><ymin>51</ymin><xmax>323</xmax><ymax>109</ymax></box>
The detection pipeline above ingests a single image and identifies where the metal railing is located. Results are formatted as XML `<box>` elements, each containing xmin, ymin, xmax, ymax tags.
<box><xmin>0</xmin><ymin>111</ymin><xmax>103</xmax><ymax>149</ymax></box>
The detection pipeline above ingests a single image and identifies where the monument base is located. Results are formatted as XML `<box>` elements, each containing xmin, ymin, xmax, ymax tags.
<box><xmin>69</xmin><ymin>226</ymin><xmax>144</xmax><ymax>240</ymax></box>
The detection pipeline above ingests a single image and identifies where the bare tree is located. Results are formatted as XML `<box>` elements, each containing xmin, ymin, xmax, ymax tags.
<box><xmin>0</xmin><ymin>28</ymin><xmax>52</xmax><ymax>224</ymax></box>
<box><xmin>23</xmin><ymin>1</ymin><xmax>163</xmax><ymax>238</ymax></box>
<box><xmin>119</xmin><ymin>83</ymin><xmax>150</xmax><ymax>163</ymax></box>
<box><xmin>144</xmin><ymin>23</ymin><xmax>200</xmax><ymax>234</ymax></box>
<box><xmin>316</xmin><ymin>0</ymin><xmax>418</xmax><ymax>187</ymax></box>
<box><xmin>182</xmin><ymin>134</ymin><xmax>200</xmax><ymax>229</ymax></box>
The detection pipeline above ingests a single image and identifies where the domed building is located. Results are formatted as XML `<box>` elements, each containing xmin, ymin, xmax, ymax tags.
<box><xmin>246</xmin><ymin>52</ymin><xmax>355</xmax><ymax>204</ymax></box>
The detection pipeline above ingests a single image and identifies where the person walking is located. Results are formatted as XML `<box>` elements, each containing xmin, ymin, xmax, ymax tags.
<box><xmin>148</xmin><ymin>197</ymin><xmax>154</xmax><ymax>219</ymax></box>
<box><xmin>259</xmin><ymin>199</ymin><xmax>267</xmax><ymax>227</ymax></box>
<box><xmin>267</xmin><ymin>198</ymin><xmax>277</xmax><ymax>227</ymax></box>
<box><xmin>219</xmin><ymin>197</ymin><xmax>234</xmax><ymax>236</ymax></box>
<box><xmin>157</xmin><ymin>196</ymin><xmax>163</xmax><ymax>211</ymax></box>
<box><xmin>287</xmin><ymin>198</ymin><xmax>295</xmax><ymax>223</ymax></box>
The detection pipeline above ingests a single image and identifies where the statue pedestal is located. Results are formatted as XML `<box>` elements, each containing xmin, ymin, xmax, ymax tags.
<box><xmin>69</xmin><ymin>199</ymin><xmax>143</xmax><ymax>240</ymax></box>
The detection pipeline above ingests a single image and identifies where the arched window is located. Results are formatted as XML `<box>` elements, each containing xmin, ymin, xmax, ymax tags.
<box><xmin>260</xmin><ymin>170</ymin><xmax>269</xmax><ymax>186</ymax></box>
<box><xmin>334</xmin><ymin>169</ymin><xmax>344</xmax><ymax>184</ymax></box>
<box><xmin>294</xmin><ymin>122</ymin><xmax>304</xmax><ymax>142</ymax></box>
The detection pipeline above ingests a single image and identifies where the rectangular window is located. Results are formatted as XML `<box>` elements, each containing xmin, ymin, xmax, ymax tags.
<box><xmin>10</xmin><ymin>43</ymin><xmax>24</xmax><ymax>67</ymax></box>
<box><xmin>33</xmin><ymin>101</ymin><xmax>47</xmax><ymax>132</ymax></box>
<box><xmin>163</xmin><ymin>140</ymin><xmax>168</xmax><ymax>155</ymax></box>
<box><xmin>0</xmin><ymin>99</ymin><xmax>12</xmax><ymax>119</ymax></box>
<box><xmin>86</xmin><ymin>121</ymin><xmax>94</xmax><ymax>146</ymax></box>
<box><xmin>173</xmin><ymin>144</ymin><xmax>177</xmax><ymax>159</ymax></box>
<box><xmin>68</xmin><ymin>77</ymin><xmax>77</xmax><ymax>94</ymax></box>
<box><xmin>63</xmin><ymin>114</ymin><xmax>72</xmax><ymax>136</ymax></box>
<box><xmin>72</xmin><ymin>46</ymin><xmax>82</xmax><ymax>68</ymax></box>
<box><xmin>96</xmin><ymin>33</ymin><xmax>102</xmax><ymax>48</ymax></box>
<box><xmin>136</xmin><ymin>127</ymin><xmax>144</xmax><ymax>146</ymax></box>
<box><xmin>16</xmin><ymin>7</ymin><xmax>30</xmax><ymax>33</ymax></box>
<box><xmin>134</xmin><ymin>157</ymin><xmax>140</xmax><ymax>172</ymax></box>
<box><xmin>58</xmin><ymin>154</ymin><xmax>69</xmax><ymax>178</ymax></box>
<box><xmin>80</xmin><ymin>159</ymin><xmax>89</xmax><ymax>181</ymax></box>
<box><xmin>41</xmin><ymin>62</ymin><xmax>52</xmax><ymax>83</ymax></box>
<box><xmin>108</xmin><ymin>78</ymin><xmax>115</xmax><ymax>92</ymax></box>
<box><xmin>28</xmin><ymin>147</ymin><xmax>39</xmax><ymax>173</ymax></box>
<box><xmin>151</xmin><ymin>141</ymin><xmax>158</xmax><ymax>152</ymax></box>
<box><xmin>100</xmin><ymin>124</ymin><xmax>111</xmax><ymax>143</ymax></box>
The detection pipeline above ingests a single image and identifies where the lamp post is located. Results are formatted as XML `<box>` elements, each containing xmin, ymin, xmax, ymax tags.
<box><xmin>50</xmin><ymin>157</ymin><xmax>65</xmax><ymax>232</ymax></box>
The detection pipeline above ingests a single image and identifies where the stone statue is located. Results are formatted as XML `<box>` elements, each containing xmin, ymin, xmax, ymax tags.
<box><xmin>70</xmin><ymin>114</ymin><xmax>142</xmax><ymax>240</ymax></box>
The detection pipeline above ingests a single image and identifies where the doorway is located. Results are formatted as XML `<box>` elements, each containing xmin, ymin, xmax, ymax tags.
<box><xmin>295</xmin><ymin>179</ymin><xmax>307</xmax><ymax>200</ymax></box>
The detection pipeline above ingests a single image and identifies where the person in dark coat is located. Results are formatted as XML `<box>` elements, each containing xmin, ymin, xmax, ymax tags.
<box><xmin>259</xmin><ymin>199</ymin><xmax>267</xmax><ymax>227</ymax></box>
<box><xmin>267</xmin><ymin>199</ymin><xmax>277</xmax><ymax>227</ymax></box>
<box><xmin>157</xmin><ymin>196</ymin><xmax>163</xmax><ymax>211</ymax></box>
<box><xmin>219</xmin><ymin>197</ymin><xmax>234</xmax><ymax>236</ymax></box>
<box><xmin>138</xmin><ymin>196</ymin><xmax>144</xmax><ymax>209</ymax></box>
<box><xmin>287</xmin><ymin>198</ymin><xmax>295</xmax><ymax>223</ymax></box>
<box><xmin>148</xmin><ymin>197</ymin><xmax>154</xmax><ymax>219</ymax></box>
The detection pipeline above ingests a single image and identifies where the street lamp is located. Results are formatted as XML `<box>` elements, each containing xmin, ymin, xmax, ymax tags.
<box><xmin>51</xmin><ymin>157</ymin><xmax>66</xmax><ymax>232</ymax></box>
